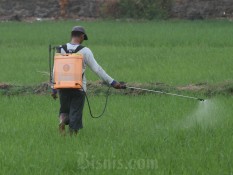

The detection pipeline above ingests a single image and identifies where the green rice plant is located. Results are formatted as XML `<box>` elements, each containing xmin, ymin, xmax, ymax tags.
<box><xmin>0</xmin><ymin>20</ymin><xmax>232</xmax><ymax>86</ymax></box>
<box><xmin>0</xmin><ymin>95</ymin><xmax>232</xmax><ymax>174</ymax></box>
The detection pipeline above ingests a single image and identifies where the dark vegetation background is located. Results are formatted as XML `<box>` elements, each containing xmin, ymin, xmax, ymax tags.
<box><xmin>0</xmin><ymin>0</ymin><xmax>233</xmax><ymax>20</ymax></box>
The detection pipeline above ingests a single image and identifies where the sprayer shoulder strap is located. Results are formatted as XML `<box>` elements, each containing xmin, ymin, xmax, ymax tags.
<box><xmin>60</xmin><ymin>44</ymin><xmax>85</xmax><ymax>54</ymax></box>
<box><xmin>74</xmin><ymin>45</ymin><xmax>85</xmax><ymax>53</ymax></box>
<box><xmin>61</xmin><ymin>44</ymin><xmax>68</xmax><ymax>53</ymax></box>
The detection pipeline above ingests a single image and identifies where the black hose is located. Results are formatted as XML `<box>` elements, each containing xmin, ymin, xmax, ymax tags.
<box><xmin>78</xmin><ymin>83</ymin><xmax>111</xmax><ymax>118</ymax></box>
<box><xmin>84</xmin><ymin>86</ymin><xmax>111</xmax><ymax>118</ymax></box>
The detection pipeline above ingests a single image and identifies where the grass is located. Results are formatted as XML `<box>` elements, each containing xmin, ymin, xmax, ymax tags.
<box><xmin>0</xmin><ymin>95</ymin><xmax>233</xmax><ymax>174</ymax></box>
<box><xmin>0</xmin><ymin>20</ymin><xmax>233</xmax><ymax>174</ymax></box>
<box><xmin>0</xmin><ymin>20</ymin><xmax>233</xmax><ymax>85</ymax></box>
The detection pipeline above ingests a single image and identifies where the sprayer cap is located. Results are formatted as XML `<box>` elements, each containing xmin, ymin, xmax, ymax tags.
<box><xmin>71</xmin><ymin>26</ymin><xmax>88</xmax><ymax>40</ymax></box>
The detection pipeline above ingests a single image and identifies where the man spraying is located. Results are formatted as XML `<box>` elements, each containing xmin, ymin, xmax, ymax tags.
<box><xmin>51</xmin><ymin>26</ymin><xmax>125</xmax><ymax>135</ymax></box>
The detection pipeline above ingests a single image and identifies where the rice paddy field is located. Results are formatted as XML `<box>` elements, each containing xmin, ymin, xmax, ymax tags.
<box><xmin>0</xmin><ymin>20</ymin><xmax>233</xmax><ymax>175</ymax></box>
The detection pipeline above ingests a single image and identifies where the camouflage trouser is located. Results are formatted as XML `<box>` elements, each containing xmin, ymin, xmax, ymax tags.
<box><xmin>58</xmin><ymin>89</ymin><xmax>85</xmax><ymax>131</ymax></box>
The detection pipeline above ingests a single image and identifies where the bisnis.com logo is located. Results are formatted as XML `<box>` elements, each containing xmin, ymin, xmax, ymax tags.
<box><xmin>76</xmin><ymin>152</ymin><xmax>158</xmax><ymax>170</ymax></box>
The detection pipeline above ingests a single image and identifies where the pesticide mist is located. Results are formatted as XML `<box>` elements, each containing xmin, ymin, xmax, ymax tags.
<box><xmin>178</xmin><ymin>99</ymin><xmax>224</xmax><ymax>129</ymax></box>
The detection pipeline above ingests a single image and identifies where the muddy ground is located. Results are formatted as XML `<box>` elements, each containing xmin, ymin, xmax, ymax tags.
<box><xmin>0</xmin><ymin>81</ymin><xmax>232</xmax><ymax>97</ymax></box>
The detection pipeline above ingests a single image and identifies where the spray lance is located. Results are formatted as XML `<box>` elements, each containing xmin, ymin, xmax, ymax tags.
<box><xmin>124</xmin><ymin>85</ymin><xmax>205</xmax><ymax>102</ymax></box>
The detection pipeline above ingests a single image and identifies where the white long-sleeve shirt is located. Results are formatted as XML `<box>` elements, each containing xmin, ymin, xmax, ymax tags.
<box><xmin>60</xmin><ymin>43</ymin><xmax>114</xmax><ymax>91</ymax></box>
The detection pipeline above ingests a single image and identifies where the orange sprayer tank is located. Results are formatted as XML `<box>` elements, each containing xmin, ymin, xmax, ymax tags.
<box><xmin>53</xmin><ymin>53</ymin><xmax>83</xmax><ymax>89</ymax></box>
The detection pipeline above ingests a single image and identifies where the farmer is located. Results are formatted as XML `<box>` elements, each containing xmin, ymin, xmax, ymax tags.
<box><xmin>51</xmin><ymin>26</ymin><xmax>125</xmax><ymax>135</ymax></box>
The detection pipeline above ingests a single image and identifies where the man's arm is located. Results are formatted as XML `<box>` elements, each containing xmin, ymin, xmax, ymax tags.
<box><xmin>84</xmin><ymin>48</ymin><xmax>114</xmax><ymax>84</ymax></box>
<box><xmin>84</xmin><ymin>48</ymin><xmax>125</xmax><ymax>89</ymax></box>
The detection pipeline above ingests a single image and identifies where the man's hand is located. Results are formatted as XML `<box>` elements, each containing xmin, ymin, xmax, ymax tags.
<box><xmin>111</xmin><ymin>80</ymin><xmax>126</xmax><ymax>89</ymax></box>
<box><xmin>51</xmin><ymin>89</ymin><xmax>58</xmax><ymax>100</ymax></box>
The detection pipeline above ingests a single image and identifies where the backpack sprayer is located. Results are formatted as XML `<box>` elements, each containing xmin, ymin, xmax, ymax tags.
<box><xmin>49</xmin><ymin>44</ymin><xmax>205</xmax><ymax>118</ymax></box>
<box><xmin>49</xmin><ymin>44</ymin><xmax>83</xmax><ymax>89</ymax></box>
<box><xmin>49</xmin><ymin>45</ymin><xmax>111</xmax><ymax>118</ymax></box>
